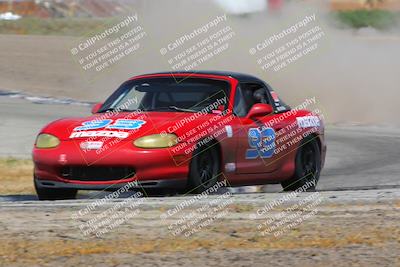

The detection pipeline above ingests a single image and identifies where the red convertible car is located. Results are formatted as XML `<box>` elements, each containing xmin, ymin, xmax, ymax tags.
<box><xmin>33</xmin><ymin>71</ymin><xmax>326</xmax><ymax>200</ymax></box>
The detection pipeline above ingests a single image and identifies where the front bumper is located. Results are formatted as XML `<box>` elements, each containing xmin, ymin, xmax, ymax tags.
<box><xmin>34</xmin><ymin>177</ymin><xmax>186</xmax><ymax>190</ymax></box>
<box><xmin>33</xmin><ymin>140</ymin><xmax>191</xmax><ymax>190</ymax></box>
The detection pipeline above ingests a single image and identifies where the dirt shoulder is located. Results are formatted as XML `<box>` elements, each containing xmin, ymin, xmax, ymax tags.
<box><xmin>0</xmin><ymin>34</ymin><xmax>102</xmax><ymax>101</ymax></box>
<box><xmin>0</xmin><ymin>189</ymin><xmax>399</xmax><ymax>266</ymax></box>
<box><xmin>0</xmin><ymin>34</ymin><xmax>136</xmax><ymax>102</ymax></box>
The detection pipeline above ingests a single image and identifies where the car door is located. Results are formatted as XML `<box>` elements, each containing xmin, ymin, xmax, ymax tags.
<box><xmin>233</xmin><ymin>83</ymin><xmax>288</xmax><ymax>174</ymax></box>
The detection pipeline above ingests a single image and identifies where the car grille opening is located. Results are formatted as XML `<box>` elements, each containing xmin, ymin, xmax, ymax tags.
<box><xmin>60</xmin><ymin>166</ymin><xmax>135</xmax><ymax>181</ymax></box>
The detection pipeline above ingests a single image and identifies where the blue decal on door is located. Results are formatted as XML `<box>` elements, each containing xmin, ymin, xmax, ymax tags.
<box><xmin>246</xmin><ymin>127</ymin><xmax>275</xmax><ymax>159</ymax></box>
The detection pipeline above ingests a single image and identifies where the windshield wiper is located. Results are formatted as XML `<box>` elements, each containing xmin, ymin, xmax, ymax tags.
<box><xmin>147</xmin><ymin>106</ymin><xmax>197</xmax><ymax>112</ymax></box>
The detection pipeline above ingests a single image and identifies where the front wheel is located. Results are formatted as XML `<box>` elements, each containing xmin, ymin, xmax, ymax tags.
<box><xmin>281</xmin><ymin>138</ymin><xmax>321</xmax><ymax>191</ymax></box>
<box><xmin>187</xmin><ymin>144</ymin><xmax>221</xmax><ymax>194</ymax></box>
<box><xmin>35</xmin><ymin>179</ymin><xmax>77</xmax><ymax>200</ymax></box>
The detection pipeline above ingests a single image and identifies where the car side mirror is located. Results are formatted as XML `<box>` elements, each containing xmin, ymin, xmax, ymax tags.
<box><xmin>91</xmin><ymin>102</ymin><xmax>103</xmax><ymax>114</ymax></box>
<box><xmin>246</xmin><ymin>103</ymin><xmax>273</xmax><ymax>119</ymax></box>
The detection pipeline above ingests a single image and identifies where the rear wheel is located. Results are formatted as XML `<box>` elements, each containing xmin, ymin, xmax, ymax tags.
<box><xmin>281</xmin><ymin>138</ymin><xmax>321</xmax><ymax>191</ymax></box>
<box><xmin>34</xmin><ymin>179</ymin><xmax>77</xmax><ymax>200</ymax></box>
<box><xmin>187</xmin><ymin>144</ymin><xmax>221</xmax><ymax>194</ymax></box>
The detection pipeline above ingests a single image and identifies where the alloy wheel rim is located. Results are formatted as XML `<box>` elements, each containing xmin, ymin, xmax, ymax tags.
<box><xmin>301</xmin><ymin>143</ymin><xmax>317</xmax><ymax>181</ymax></box>
<box><xmin>198</xmin><ymin>151</ymin><xmax>215</xmax><ymax>187</ymax></box>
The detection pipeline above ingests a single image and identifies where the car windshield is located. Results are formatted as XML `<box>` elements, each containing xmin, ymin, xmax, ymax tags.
<box><xmin>99</xmin><ymin>77</ymin><xmax>230</xmax><ymax>113</ymax></box>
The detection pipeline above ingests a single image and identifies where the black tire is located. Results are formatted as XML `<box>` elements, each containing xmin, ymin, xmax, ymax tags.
<box><xmin>187</xmin><ymin>144</ymin><xmax>221</xmax><ymax>194</ymax></box>
<box><xmin>281</xmin><ymin>138</ymin><xmax>321</xmax><ymax>192</ymax></box>
<box><xmin>34</xmin><ymin>180</ymin><xmax>77</xmax><ymax>200</ymax></box>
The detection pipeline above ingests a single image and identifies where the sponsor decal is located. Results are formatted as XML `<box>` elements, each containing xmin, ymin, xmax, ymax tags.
<box><xmin>80</xmin><ymin>141</ymin><xmax>103</xmax><ymax>150</ymax></box>
<box><xmin>106</xmin><ymin>119</ymin><xmax>146</xmax><ymax>130</ymax></box>
<box><xmin>270</xmin><ymin>91</ymin><xmax>280</xmax><ymax>103</ymax></box>
<box><xmin>70</xmin><ymin>119</ymin><xmax>147</xmax><ymax>139</ymax></box>
<box><xmin>297</xmin><ymin>116</ymin><xmax>320</xmax><ymax>128</ymax></box>
<box><xmin>225</xmin><ymin>125</ymin><xmax>233</xmax><ymax>138</ymax></box>
<box><xmin>225</xmin><ymin>162</ymin><xmax>236</xmax><ymax>172</ymax></box>
<box><xmin>58</xmin><ymin>154</ymin><xmax>67</xmax><ymax>165</ymax></box>
<box><xmin>276</xmin><ymin>106</ymin><xmax>286</xmax><ymax>112</ymax></box>
<box><xmin>70</xmin><ymin>131</ymin><xmax>129</xmax><ymax>139</ymax></box>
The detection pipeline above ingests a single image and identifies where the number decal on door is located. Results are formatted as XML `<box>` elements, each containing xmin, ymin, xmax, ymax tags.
<box><xmin>246</xmin><ymin>128</ymin><xmax>275</xmax><ymax>159</ymax></box>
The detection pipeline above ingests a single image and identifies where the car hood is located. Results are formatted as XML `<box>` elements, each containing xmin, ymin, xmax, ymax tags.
<box><xmin>41</xmin><ymin>111</ymin><xmax>221</xmax><ymax>141</ymax></box>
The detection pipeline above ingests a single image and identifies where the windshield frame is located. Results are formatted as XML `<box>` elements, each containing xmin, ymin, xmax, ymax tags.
<box><xmin>98</xmin><ymin>76</ymin><xmax>233</xmax><ymax>114</ymax></box>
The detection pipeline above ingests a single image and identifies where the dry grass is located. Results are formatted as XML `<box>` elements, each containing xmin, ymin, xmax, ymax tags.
<box><xmin>0</xmin><ymin>158</ymin><xmax>34</xmax><ymax>195</ymax></box>
<box><xmin>1</xmin><ymin>225</ymin><xmax>398</xmax><ymax>265</ymax></box>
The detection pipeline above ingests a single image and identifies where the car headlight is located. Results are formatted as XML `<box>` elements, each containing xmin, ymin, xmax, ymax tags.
<box><xmin>134</xmin><ymin>134</ymin><xmax>178</xmax><ymax>148</ymax></box>
<box><xmin>35</xmin><ymin>134</ymin><xmax>60</xmax><ymax>148</ymax></box>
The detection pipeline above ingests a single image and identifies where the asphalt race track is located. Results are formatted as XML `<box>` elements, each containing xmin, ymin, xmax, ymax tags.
<box><xmin>1</xmin><ymin>95</ymin><xmax>399</xmax><ymax>203</ymax></box>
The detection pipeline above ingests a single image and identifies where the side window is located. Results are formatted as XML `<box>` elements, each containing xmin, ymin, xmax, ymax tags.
<box><xmin>233</xmin><ymin>86</ymin><xmax>248</xmax><ymax>117</ymax></box>
<box><xmin>233</xmin><ymin>83</ymin><xmax>271</xmax><ymax>117</ymax></box>
<box><xmin>267</xmin><ymin>86</ymin><xmax>291</xmax><ymax>113</ymax></box>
